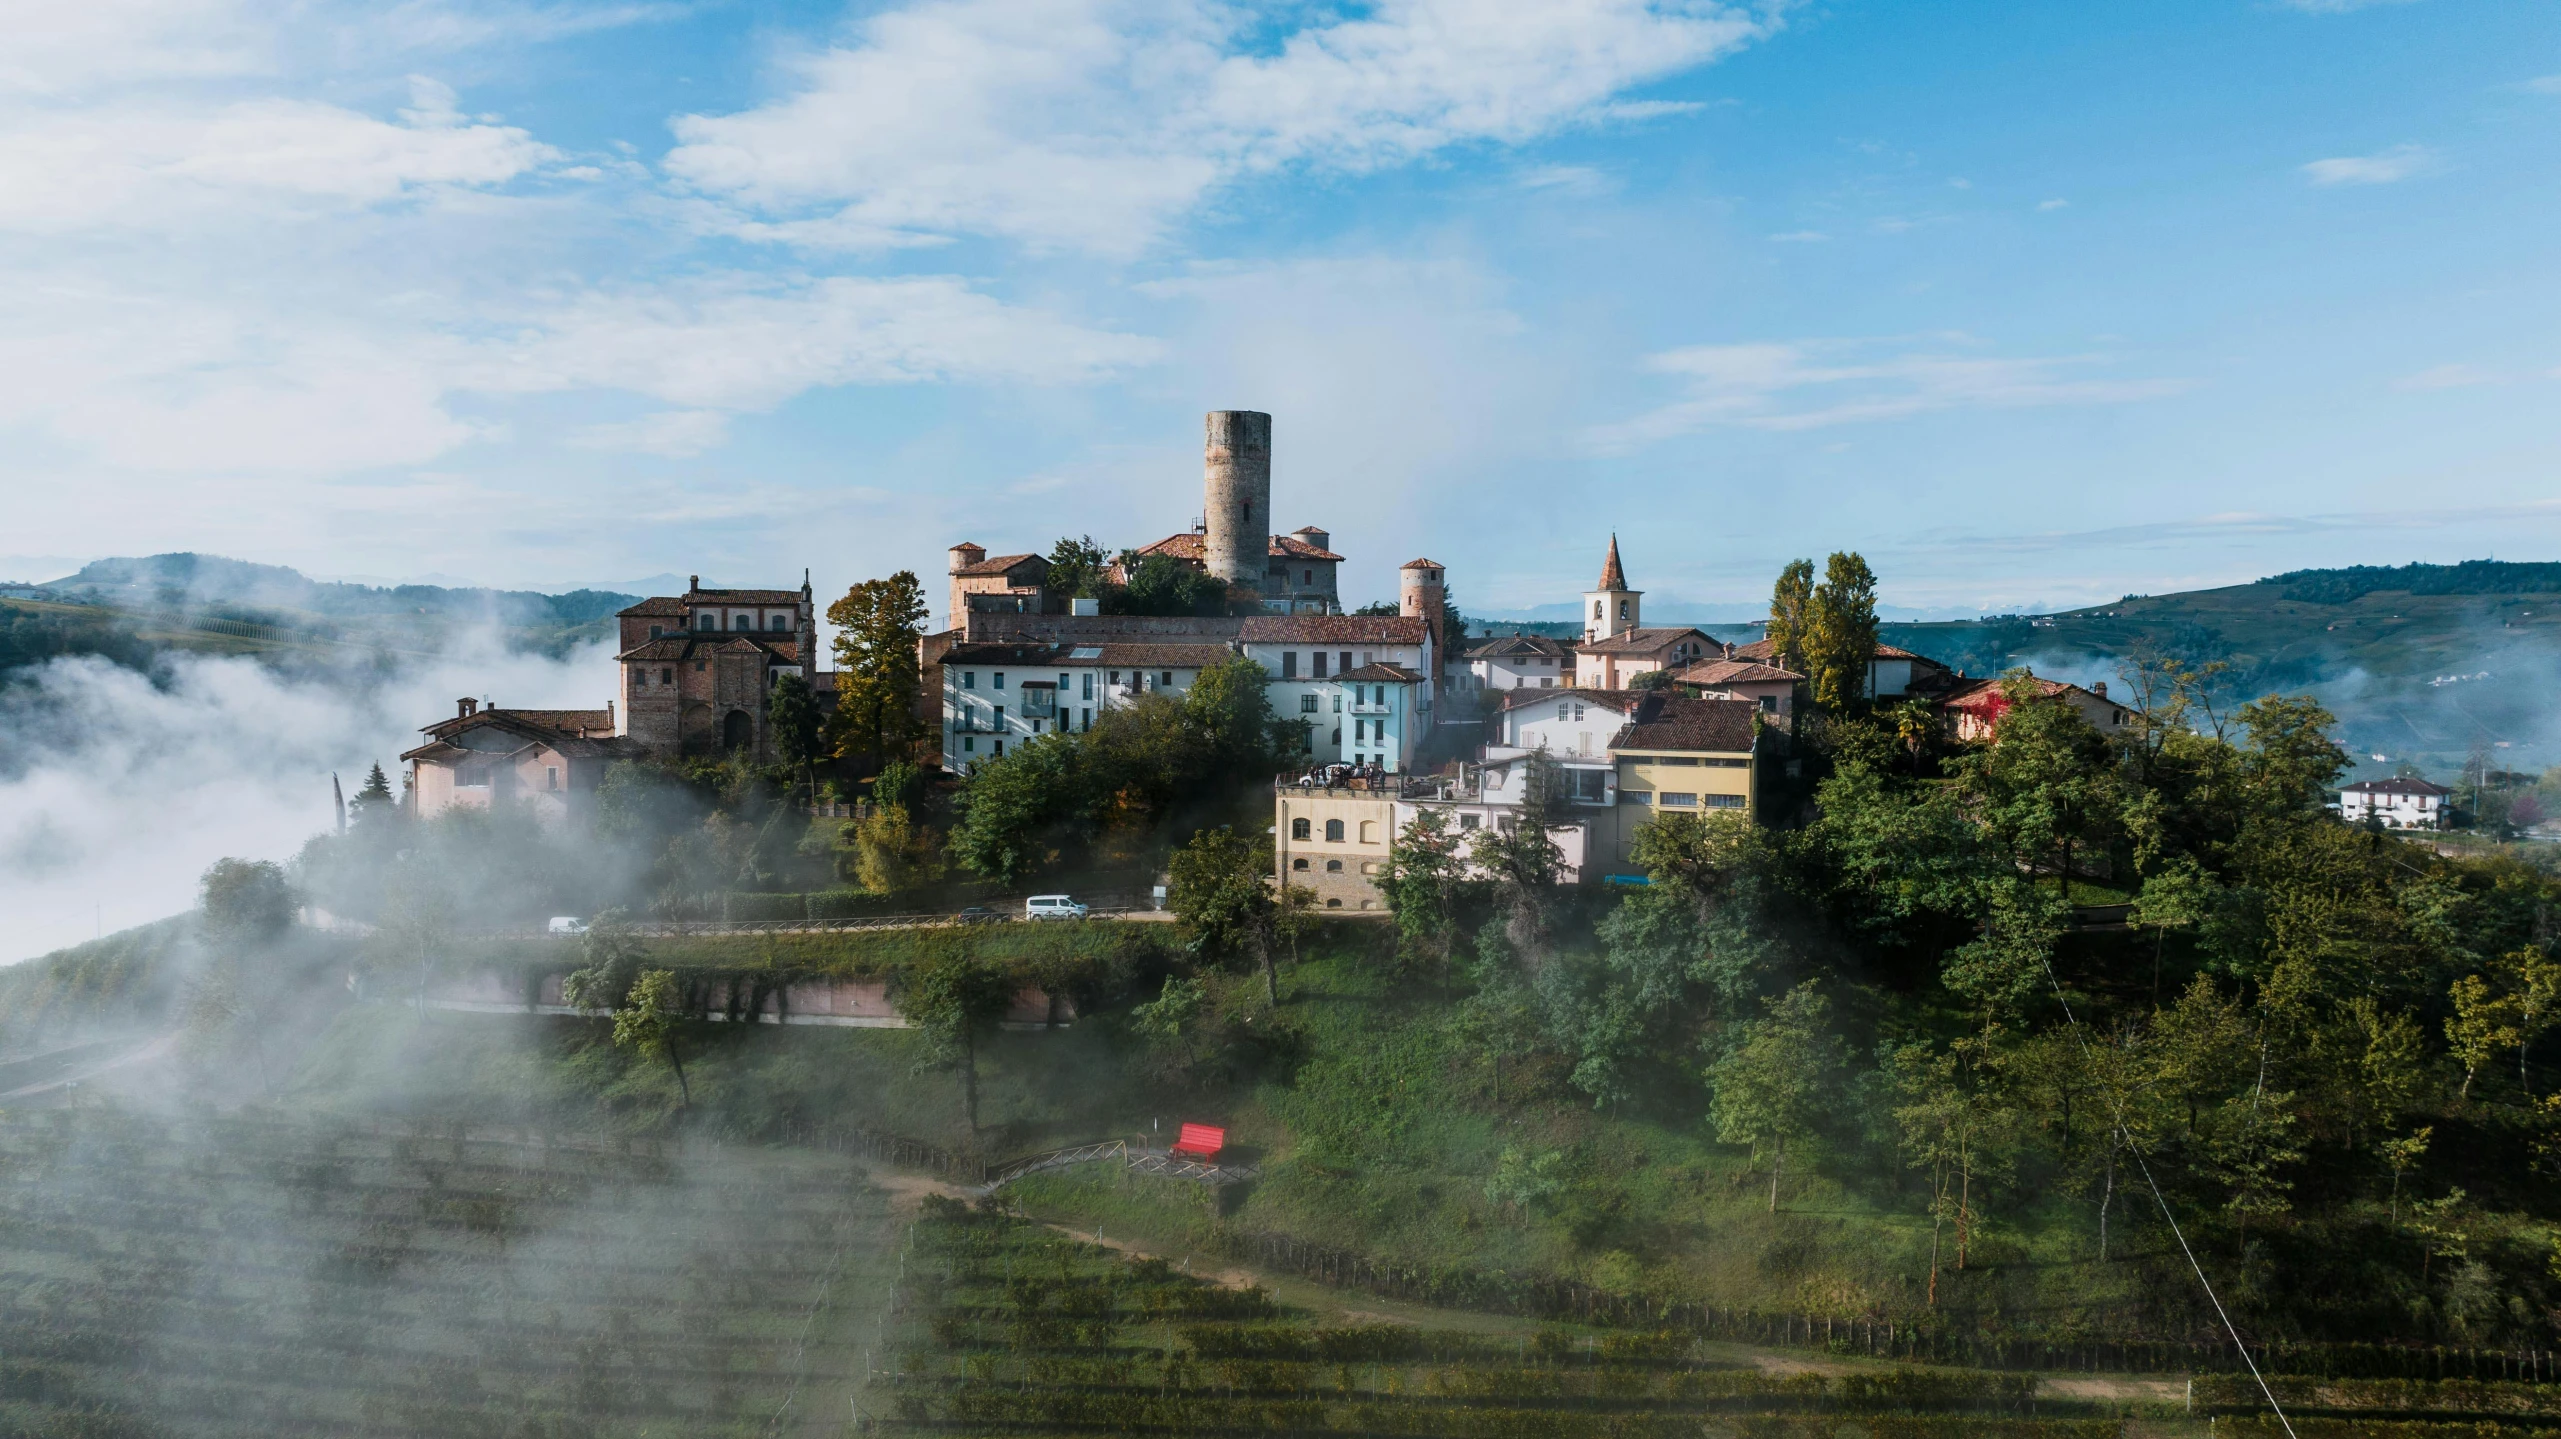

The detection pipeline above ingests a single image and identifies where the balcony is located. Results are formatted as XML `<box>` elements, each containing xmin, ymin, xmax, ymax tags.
<box><xmin>1348</xmin><ymin>702</ymin><xmax>1393</xmax><ymax>715</ymax></box>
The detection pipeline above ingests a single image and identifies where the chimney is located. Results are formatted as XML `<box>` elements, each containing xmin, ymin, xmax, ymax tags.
<box><xmin>458</xmin><ymin>697</ymin><xmax>476</xmax><ymax>718</ymax></box>
<box><xmin>2092</xmin><ymin>681</ymin><xmax>2107</xmax><ymax>698</ymax></box>
<box><xmin>689</xmin><ymin>575</ymin><xmax>699</xmax><ymax>591</ymax></box>
<box><xmin>606</xmin><ymin>699</ymin><xmax>616</xmax><ymax>733</ymax></box>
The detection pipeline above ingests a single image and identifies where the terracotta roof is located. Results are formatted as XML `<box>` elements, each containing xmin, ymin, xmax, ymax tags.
<box><xmin>408</xmin><ymin>706</ymin><xmax>629</xmax><ymax>760</ymax></box>
<box><xmin>1495</xmin><ymin>686</ymin><xmax>1643</xmax><ymax>712</ymax></box>
<box><xmin>1579</xmin><ymin>626</ymin><xmax>1718</xmax><ymax>656</ymax></box>
<box><xmin>688</xmin><ymin>586</ymin><xmax>804</xmax><ymax>604</ymax></box>
<box><xmin>1938</xmin><ymin>675</ymin><xmax>2119</xmax><ymax>712</ymax></box>
<box><xmin>1401</xmin><ymin>558</ymin><xmax>1446</xmax><ymax>571</ymax></box>
<box><xmin>2343</xmin><ymin>777</ymin><xmax>2452</xmax><ymax>796</ymax></box>
<box><xmin>941</xmin><ymin>642</ymin><xmax>1071</xmax><ymax>665</ymax></box>
<box><xmin>1597</xmin><ymin>535</ymin><xmax>1629</xmax><ymax>592</ymax></box>
<box><xmin>617</xmin><ymin>596</ymin><xmax>688</xmax><ymax>617</ymax></box>
<box><xmin>1609</xmin><ymin>695</ymin><xmax>1758</xmax><ymax>755</ymax></box>
<box><xmin>1673</xmin><ymin>658</ymin><xmax>1801</xmax><ymax>686</ymax></box>
<box><xmin>1136</xmin><ymin>532</ymin><xmax>1346</xmax><ymax>564</ymax></box>
<box><xmin>1238</xmin><ymin>614</ymin><xmax>1429</xmax><ymax>645</ymax></box>
<box><xmin>1097</xmin><ymin>643</ymin><xmax>1236</xmax><ymax>668</ymax></box>
<box><xmin>1731</xmin><ymin>638</ymin><xmax>1943</xmax><ymax>668</ymax></box>
<box><xmin>1339</xmin><ymin>662</ymin><xmax>1423</xmax><ymax>683</ymax></box>
<box><xmin>952</xmin><ymin>552</ymin><xmax>1044</xmax><ymax>578</ymax></box>
<box><xmin>1466</xmin><ymin>635</ymin><xmax>1574</xmax><ymax>658</ymax></box>
<box><xmin>616</xmin><ymin>634</ymin><xmax>800</xmax><ymax>663</ymax></box>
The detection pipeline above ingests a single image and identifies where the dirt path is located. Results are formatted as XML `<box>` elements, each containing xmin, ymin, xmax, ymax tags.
<box><xmin>0</xmin><ymin>1032</ymin><xmax>178</xmax><ymax>1103</ymax></box>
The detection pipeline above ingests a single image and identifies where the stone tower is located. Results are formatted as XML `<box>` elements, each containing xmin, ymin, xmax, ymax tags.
<box><xmin>1400</xmin><ymin>558</ymin><xmax>1448</xmax><ymax>665</ymax></box>
<box><xmin>1584</xmin><ymin>534</ymin><xmax>1642</xmax><ymax>644</ymax></box>
<box><xmin>1202</xmin><ymin>410</ymin><xmax>1272</xmax><ymax>595</ymax></box>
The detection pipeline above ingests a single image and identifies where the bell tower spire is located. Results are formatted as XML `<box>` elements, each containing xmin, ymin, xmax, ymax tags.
<box><xmin>1583</xmin><ymin>534</ymin><xmax>1642</xmax><ymax>644</ymax></box>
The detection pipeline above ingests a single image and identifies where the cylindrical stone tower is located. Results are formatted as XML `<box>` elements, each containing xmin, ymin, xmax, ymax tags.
<box><xmin>1400</xmin><ymin>558</ymin><xmax>1448</xmax><ymax>661</ymax></box>
<box><xmin>1202</xmin><ymin>410</ymin><xmax>1272</xmax><ymax>593</ymax></box>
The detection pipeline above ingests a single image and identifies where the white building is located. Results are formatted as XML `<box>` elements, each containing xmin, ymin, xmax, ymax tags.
<box><xmin>1237</xmin><ymin>614</ymin><xmax>1435</xmax><ymax>773</ymax></box>
<box><xmin>2340</xmin><ymin>777</ymin><xmax>2452</xmax><ymax>831</ymax></box>
<box><xmin>1460</xmin><ymin>634</ymin><xmax>1576</xmax><ymax>693</ymax></box>
<box><xmin>939</xmin><ymin>640</ymin><xmax>1232</xmax><ymax>770</ymax></box>
<box><xmin>1490</xmin><ymin>688</ymin><xmax>1645</xmax><ymax>760</ymax></box>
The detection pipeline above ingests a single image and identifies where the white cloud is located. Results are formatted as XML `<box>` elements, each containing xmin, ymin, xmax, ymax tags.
<box><xmin>1767</xmin><ymin>230</ymin><xmax>1826</xmax><ymax>242</ymax></box>
<box><xmin>2037</xmin><ymin>197</ymin><xmax>2068</xmax><ymax>211</ymax></box>
<box><xmin>0</xmin><ymin>87</ymin><xmax>556</xmax><ymax>233</ymax></box>
<box><xmin>1592</xmin><ymin>337</ymin><xmax>2192</xmax><ymax>449</ymax></box>
<box><xmin>664</xmin><ymin>0</ymin><xmax>1773</xmax><ymax>256</ymax></box>
<box><xmin>569</xmin><ymin>409</ymin><xmax>734</xmax><ymax>456</ymax></box>
<box><xmin>2525</xmin><ymin>75</ymin><xmax>2561</xmax><ymax>95</ymax></box>
<box><xmin>2301</xmin><ymin>143</ymin><xmax>2433</xmax><ymax>186</ymax></box>
<box><xmin>2392</xmin><ymin>362</ymin><xmax>2498</xmax><ymax>392</ymax></box>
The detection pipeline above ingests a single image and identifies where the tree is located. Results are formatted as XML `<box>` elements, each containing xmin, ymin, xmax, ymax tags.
<box><xmin>1044</xmin><ymin>535</ymin><xmax>1111</xmax><ymax>599</ymax></box>
<box><xmin>2234</xmin><ymin>694</ymin><xmax>2348</xmax><ymax>824</ymax></box>
<box><xmin>1471</xmin><ymin>750</ymin><xmax>1567</xmax><ymax>958</ymax></box>
<box><xmin>1111</xmin><ymin>553</ymin><xmax>1231</xmax><ymax>617</ymax></box>
<box><xmin>561</xmin><ymin>909</ymin><xmax>647</xmax><ymax>1012</ymax></box>
<box><xmin>1377</xmin><ymin>809</ymin><xmax>1469</xmax><ymax>970</ymax></box>
<box><xmin>1765</xmin><ymin>559</ymin><xmax>1815</xmax><ymax>671</ymax></box>
<box><xmin>350</xmin><ymin>762</ymin><xmax>396</xmax><ymax>827</ymax></box>
<box><xmin>828</xmin><ymin>571</ymin><xmax>930</xmax><ymax>767</ymax></box>
<box><xmin>899</xmin><ymin>945</ymin><xmax>1014</xmax><ymax>1131</ymax></box>
<box><xmin>769</xmin><ymin>672</ymin><xmax>824</xmax><ymax>797</ymax></box>
<box><xmin>2495</xmin><ymin>946</ymin><xmax>2560</xmax><ymax>1099</ymax></box>
<box><xmin>2378</xmin><ymin>1125</ymin><xmax>2431</xmax><ymax>1224</ymax></box>
<box><xmin>2446</xmin><ymin>973</ymin><xmax>2520</xmax><ymax>1101</ymax></box>
<box><xmin>1957</xmin><ymin>678</ymin><xmax>2123</xmax><ymax>900</ymax></box>
<box><xmin>852</xmin><ymin>802</ymin><xmax>946</xmax><ymax>894</ymax></box>
<box><xmin>612</xmin><ymin>969</ymin><xmax>694</xmax><ymax>1107</ymax></box>
<box><xmin>1799</xmin><ymin>552</ymin><xmax>1881</xmax><ymax>711</ymax></box>
<box><xmin>201</xmin><ymin>858</ymin><xmax>296</xmax><ymax>944</ymax></box>
<box><xmin>948</xmin><ymin>735</ymin><xmax>1085</xmax><ymax>884</ymax></box>
<box><xmin>1707</xmin><ymin>982</ymin><xmax>1845</xmax><ymax>1212</ymax></box>
<box><xmin>2130</xmin><ymin>858</ymin><xmax>2214</xmax><ymax>1003</ymax></box>
<box><xmin>1181</xmin><ymin>656</ymin><xmax>1283</xmax><ymax>775</ymax></box>
<box><xmin>1168</xmin><ymin>826</ymin><xmax>1279</xmax><ymax>1003</ymax></box>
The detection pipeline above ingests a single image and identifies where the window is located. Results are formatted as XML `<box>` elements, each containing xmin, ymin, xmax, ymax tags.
<box><xmin>455</xmin><ymin>765</ymin><xmax>489</xmax><ymax>788</ymax></box>
<box><xmin>1622</xmin><ymin>790</ymin><xmax>1652</xmax><ymax>805</ymax></box>
<box><xmin>1358</xmin><ymin>820</ymin><xmax>1377</xmax><ymax>843</ymax></box>
<box><xmin>1325</xmin><ymin>860</ymin><xmax>1343</xmax><ymax>873</ymax></box>
<box><xmin>1338</xmin><ymin>651</ymin><xmax>1351</xmax><ymax>673</ymax></box>
<box><xmin>1592</xmin><ymin>601</ymin><xmax>1603</xmax><ymax>620</ymax></box>
<box><xmin>1557</xmin><ymin>702</ymin><xmax>1571</xmax><ymax>720</ymax></box>
<box><xmin>1759</xmin><ymin>695</ymin><xmax>1778</xmax><ymax>712</ymax></box>
<box><xmin>1161</xmin><ymin>671</ymin><xmax>1174</xmax><ymax>686</ymax></box>
<box><xmin>545</xmin><ymin>766</ymin><xmax>560</xmax><ymax>791</ymax></box>
<box><xmin>1573</xmin><ymin>703</ymin><xmax>1585</xmax><ymax>720</ymax></box>
<box><xmin>992</xmin><ymin>672</ymin><xmax>1005</xmax><ymax>689</ymax></box>
<box><xmin>1291</xmin><ymin>818</ymin><xmax>1311</xmax><ymax>840</ymax></box>
<box><xmin>694</xmin><ymin>662</ymin><xmax>706</xmax><ymax>673</ymax></box>
<box><xmin>1301</xmin><ymin>694</ymin><xmax>1319</xmax><ymax>713</ymax></box>
<box><xmin>1081</xmin><ymin>673</ymin><xmax>1094</xmax><ymax>700</ymax></box>
<box><xmin>1332</xmin><ymin>695</ymin><xmax>1343</xmax><ymax>713</ymax></box>
<box><xmin>771</xmin><ymin>614</ymin><xmax>788</xmax><ymax>631</ymax></box>
<box><xmin>660</xmin><ymin>668</ymin><xmax>672</xmax><ymax>684</ymax></box>
<box><xmin>1311</xmin><ymin>652</ymin><xmax>1327</xmax><ymax>679</ymax></box>
<box><xmin>1618</xmin><ymin>600</ymin><xmax>1629</xmax><ymax>619</ymax></box>
<box><xmin>632</xmin><ymin>667</ymin><xmax>645</xmax><ymax>687</ymax></box>
<box><xmin>1325</xmin><ymin>819</ymin><xmax>1345</xmax><ymax>841</ymax></box>
<box><xmin>1080</xmin><ymin>708</ymin><xmax>1090</xmax><ymax>731</ymax></box>
<box><xmin>1109</xmin><ymin>670</ymin><xmax>1120</xmax><ymax>687</ymax></box>
<box><xmin>1703</xmin><ymin>794</ymin><xmax>1746</xmax><ymax>809</ymax></box>
<box><xmin>993</xmin><ymin>705</ymin><xmax>1005</xmax><ymax>726</ymax></box>
<box><xmin>1292</xmin><ymin>857</ymin><xmax>1310</xmax><ymax>870</ymax></box>
<box><xmin>1459</xmin><ymin>813</ymin><xmax>1481</xmax><ymax>830</ymax></box>
<box><xmin>993</xmin><ymin>740</ymin><xmax>1004</xmax><ymax>755</ymax></box>
<box><xmin>963</xmin><ymin>736</ymin><xmax>975</xmax><ymax>751</ymax></box>
<box><xmin>697</xmin><ymin>613</ymin><xmax>713</xmax><ymax>630</ymax></box>
<box><xmin>1542</xmin><ymin>677</ymin><xmax>1555</xmax><ymax>688</ymax></box>
<box><xmin>648</xmin><ymin>625</ymin><xmax>663</xmax><ymax>639</ymax></box>
<box><xmin>1282</xmin><ymin>652</ymin><xmax>1298</xmax><ymax>679</ymax></box>
<box><xmin>1326</xmin><ymin>899</ymin><xmax>1342</xmax><ymax>908</ymax></box>
<box><xmin>1660</xmin><ymin>792</ymin><xmax>1699</xmax><ymax>807</ymax></box>
<box><xmin>734</xmin><ymin>614</ymin><xmax>750</xmax><ymax>631</ymax></box>
<box><xmin>963</xmin><ymin>671</ymin><xmax>976</xmax><ymax>689</ymax></box>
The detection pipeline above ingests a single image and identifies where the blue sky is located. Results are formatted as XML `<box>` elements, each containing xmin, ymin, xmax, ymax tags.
<box><xmin>4</xmin><ymin>0</ymin><xmax>2557</xmax><ymax>618</ymax></box>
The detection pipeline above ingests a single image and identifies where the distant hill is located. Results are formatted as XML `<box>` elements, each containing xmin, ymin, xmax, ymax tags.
<box><xmin>1879</xmin><ymin>560</ymin><xmax>2561</xmax><ymax>782</ymax></box>
<box><xmin>2</xmin><ymin>554</ymin><xmax>642</xmax><ymax>676</ymax></box>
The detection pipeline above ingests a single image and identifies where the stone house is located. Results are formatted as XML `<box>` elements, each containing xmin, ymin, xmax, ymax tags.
<box><xmin>402</xmin><ymin>699</ymin><xmax>628</xmax><ymax>822</ymax></box>
<box><xmin>614</xmin><ymin>577</ymin><xmax>819</xmax><ymax>761</ymax></box>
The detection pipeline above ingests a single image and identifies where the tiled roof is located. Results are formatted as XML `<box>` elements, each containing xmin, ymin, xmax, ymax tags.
<box><xmin>1731</xmin><ymin>638</ymin><xmax>1943</xmax><ymax>667</ymax></box>
<box><xmin>1609</xmin><ymin>695</ymin><xmax>1758</xmax><ymax>755</ymax></box>
<box><xmin>1938</xmin><ymin>675</ymin><xmax>2116</xmax><ymax>711</ymax></box>
<box><xmin>1238</xmin><ymin>614</ymin><xmax>1430</xmax><ymax>644</ymax></box>
<box><xmin>1495</xmin><ymin>686</ymin><xmax>1642</xmax><ymax>713</ymax></box>
<box><xmin>410</xmin><ymin>707</ymin><xmax>627</xmax><ymax>759</ymax></box>
<box><xmin>1098</xmin><ymin>643</ymin><xmax>1236</xmax><ymax>668</ymax></box>
<box><xmin>616</xmin><ymin>634</ymin><xmax>799</xmax><ymax>663</ymax></box>
<box><xmin>1466</xmin><ymin>635</ymin><xmax>1574</xmax><ymax>658</ymax></box>
<box><xmin>940</xmin><ymin>642</ymin><xmax>1071</xmax><ymax>665</ymax></box>
<box><xmin>1339</xmin><ymin>662</ymin><xmax>1423</xmax><ymax>683</ymax></box>
<box><xmin>616</xmin><ymin>596</ymin><xmax>688</xmax><ymax>617</ymax></box>
<box><xmin>1597</xmin><ymin>535</ymin><xmax>1629</xmax><ymax>591</ymax></box>
<box><xmin>2343</xmin><ymin>777</ymin><xmax>2452</xmax><ymax>796</ymax></box>
<box><xmin>952</xmin><ymin>552</ymin><xmax>1044</xmax><ymax>578</ymax></box>
<box><xmin>1673</xmin><ymin>658</ymin><xmax>1801</xmax><ymax>686</ymax></box>
<box><xmin>1401</xmin><ymin>557</ymin><xmax>1446</xmax><ymax>571</ymax></box>
<box><xmin>689</xmin><ymin>586</ymin><xmax>804</xmax><ymax>604</ymax></box>
<box><xmin>1137</xmin><ymin>532</ymin><xmax>1346</xmax><ymax>563</ymax></box>
<box><xmin>1579</xmin><ymin>626</ymin><xmax>1717</xmax><ymax>656</ymax></box>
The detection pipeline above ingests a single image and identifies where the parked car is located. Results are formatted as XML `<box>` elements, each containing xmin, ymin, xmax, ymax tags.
<box><xmin>1023</xmin><ymin>894</ymin><xmax>1089</xmax><ymax>921</ymax></box>
<box><xmin>546</xmin><ymin>916</ymin><xmax>589</xmax><ymax>936</ymax></box>
<box><xmin>954</xmin><ymin>906</ymin><xmax>1006</xmax><ymax>925</ymax></box>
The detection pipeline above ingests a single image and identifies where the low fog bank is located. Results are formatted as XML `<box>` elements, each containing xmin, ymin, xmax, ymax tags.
<box><xmin>0</xmin><ymin>638</ymin><xmax>615</xmax><ymax>962</ymax></box>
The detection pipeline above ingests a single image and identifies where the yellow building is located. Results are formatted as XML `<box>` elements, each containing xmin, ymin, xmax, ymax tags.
<box><xmin>1593</xmin><ymin>696</ymin><xmax>1761</xmax><ymax>874</ymax></box>
<box><xmin>1272</xmin><ymin>782</ymin><xmax>1397</xmax><ymax>910</ymax></box>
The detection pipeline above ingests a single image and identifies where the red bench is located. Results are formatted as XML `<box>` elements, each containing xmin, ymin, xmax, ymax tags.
<box><xmin>1171</xmin><ymin>1123</ymin><xmax>1225</xmax><ymax>1158</ymax></box>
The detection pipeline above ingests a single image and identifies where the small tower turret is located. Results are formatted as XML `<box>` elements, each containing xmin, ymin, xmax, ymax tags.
<box><xmin>1583</xmin><ymin>535</ymin><xmax>1642</xmax><ymax>644</ymax></box>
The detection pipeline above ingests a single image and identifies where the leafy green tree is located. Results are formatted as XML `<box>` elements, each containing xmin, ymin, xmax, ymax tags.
<box><xmin>560</xmin><ymin>909</ymin><xmax>646</xmax><ymax>1012</ymax></box>
<box><xmin>2204</xmin><ymin>1084</ymin><xmax>2302</xmax><ymax>1253</ymax></box>
<box><xmin>1471</xmin><ymin>751</ymin><xmax>1566</xmax><ymax>957</ymax></box>
<box><xmin>1799</xmin><ymin>551</ymin><xmax>1880</xmax><ymax>710</ymax></box>
<box><xmin>1765</xmin><ymin>559</ymin><xmax>1815</xmax><ymax>671</ymax></box>
<box><xmin>1484</xmin><ymin>1145</ymin><xmax>1569</xmax><ymax>1217</ymax></box>
<box><xmin>828</xmin><ymin>571</ymin><xmax>929</xmax><ymax>767</ymax></box>
<box><xmin>1942</xmin><ymin>883</ymin><xmax>2066</xmax><ymax>1038</ymax></box>
<box><xmin>2378</xmin><ymin>1125</ymin><xmax>2431</xmax><ymax>1224</ymax></box>
<box><xmin>852</xmin><ymin>803</ymin><xmax>945</xmax><ymax>894</ymax></box>
<box><xmin>2131</xmin><ymin>857</ymin><xmax>2214</xmax><ymax>1002</ymax></box>
<box><xmin>1181</xmin><ymin>655</ymin><xmax>1283</xmax><ymax>774</ymax></box>
<box><xmin>872</xmin><ymin>759</ymin><xmax>926</xmax><ymax>812</ymax></box>
<box><xmin>1110</xmin><ymin>553</ymin><xmax>1231</xmax><ymax>616</ymax></box>
<box><xmin>1378</xmin><ymin>809</ymin><xmax>1469</xmax><ymax>969</ymax></box>
<box><xmin>2234</xmin><ymin>694</ymin><xmax>2349</xmax><ymax>824</ymax></box>
<box><xmin>768</xmin><ymin>672</ymin><xmax>824</xmax><ymax>797</ymax></box>
<box><xmin>201</xmin><ymin>858</ymin><xmax>296</xmax><ymax>944</ymax></box>
<box><xmin>2495</xmin><ymin>946</ymin><xmax>2559</xmax><ymax>1099</ymax></box>
<box><xmin>948</xmin><ymin>735</ymin><xmax>1085</xmax><ymax>883</ymax></box>
<box><xmin>1799</xmin><ymin>763</ymin><xmax>1994</xmax><ymax>952</ymax></box>
<box><xmin>899</xmin><ymin>945</ymin><xmax>1014</xmax><ymax>1131</ymax></box>
<box><xmin>1957</xmin><ymin>677</ymin><xmax>2124</xmax><ymax>900</ymax></box>
<box><xmin>612</xmin><ymin>969</ymin><xmax>694</xmax><ymax>1107</ymax></box>
<box><xmin>2446</xmin><ymin>972</ymin><xmax>2520</xmax><ymax>1101</ymax></box>
<box><xmin>1707</xmin><ymin>982</ymin><xmax>1846</xmax><ymax>1212</ymax></box>
<box><xmin>1168</xmin><ymin>826</ymin><xmax>1280</xmax><ymax>1003</ymax></box>
<box><xmin>1044</xmin><ymin>535</ymin><xmax>1111</xmax><ymax>599</ymax></box>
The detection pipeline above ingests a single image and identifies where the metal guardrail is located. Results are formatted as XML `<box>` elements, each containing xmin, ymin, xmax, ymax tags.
<box><xmin>424</xmin><ymin>898</ymin><xmax>1164</xmax><ymax>941</ymax></box>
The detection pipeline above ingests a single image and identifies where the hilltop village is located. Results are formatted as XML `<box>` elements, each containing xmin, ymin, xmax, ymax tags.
<box><xmin>393</xmin><ymin>408</ymin><xmax>2454</xmax><ymax>913</ymax></box>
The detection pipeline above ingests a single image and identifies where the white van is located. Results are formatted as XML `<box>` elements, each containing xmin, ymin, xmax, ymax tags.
<box><xmin>547</xmin><ymin>916</ymin><xmax>590</xmax><ymax>936</ymax></box>
<box><xmin>1023</xmin><ymin>895</ymin><xmax>1088</xmax><ymax>921</ymax></box>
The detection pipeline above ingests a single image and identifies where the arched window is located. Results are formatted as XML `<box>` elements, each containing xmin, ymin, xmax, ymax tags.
<box><xmin>733</xmin><ymin>614</ymin><xmax>751</xmax><ymax>631</ymax></box>
<box><xmin>1618</xmin><ymin>600</ymin><xmax>1629</xmax><ymax>619</ymax></box>
<box><xmin>722</xmin><ymin>709</ymin><xmax>753</xmax><ymax>749</ymax></box>
<box><xmin>1325</xmin><ymin>859</ymin><xmax>1342</xmax><ymax>873</ymax></box>
<box><xmin>1291</xmin><ymin>817</ymin><xmax>1311</xmax><ymax>840</ymax></box>
<box><xmin>1292</xmin><ymin>857</ymin><xmax>1309</xmax><ymax>871</ymax></box>
<box><xmin>1592</xmin><ymin>600</ymin><xmax>1603</xmax><ymax>620</ymax></box>
<box><xmin>770</xmin><ymin>614</ymin><xmax>789</xmax><ymax>631</ymax></box>
<box><xmin>1324</xmin><ymin>818</ymin><xmax>1344</xmax><ymax>841</ymax></box>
